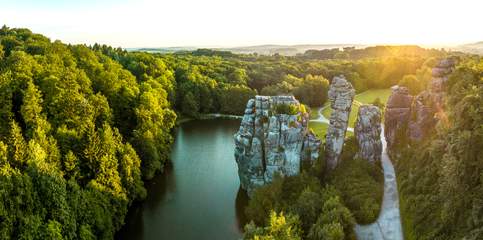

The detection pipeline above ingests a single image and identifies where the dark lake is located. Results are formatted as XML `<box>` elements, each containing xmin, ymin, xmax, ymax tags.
<box><xmin>116</xmin><ymin>119</ymin><xmax>248</xmax><ymax>240</ymax></box>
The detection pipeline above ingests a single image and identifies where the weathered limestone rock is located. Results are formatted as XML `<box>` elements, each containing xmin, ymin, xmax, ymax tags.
<box><xmin>355</xmin><ymin>105</ymin><xmax>382</xmax><ymax>163</ymax></box>
<box><xmin>234</xmin><ymin>95</ymin><xmax>321</xmax><ymax>195</ymax></box>
<box><xmin>384</xmin><ymin>86</ymin><xmax>413</xmax><ymax>150</ymax></box>
<box><xmin>325</xmin><ymin>75</ymin><xmax>355</xmax><ymax>170</ymax></box>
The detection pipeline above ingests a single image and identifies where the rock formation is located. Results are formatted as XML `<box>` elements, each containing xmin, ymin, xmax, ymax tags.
<box><xmin>234</xmin><ymin>95</ymin><xmax>321</xmax><ymax>195</ymax></box>
<box><xmin>384</xmin><ymin>86</ymin><xmax>413</xmax><ymax>150</ymax></box>
<box><xmin>355</xmin><ymin>105</ymin><xmax>382</xmax><ymax>163</ymax></box>
<box><xmin>325</xmin><ymin>75</ymin><xmax>355</xmax><ymax>170</ymax></box>
<box><xmin>430</xmin><ymin>58</ymin><xmax>456</xmax><ymax>109</ymax></box>
<box><xmin>408</xmin><ymin>91</ymin><xmax>436</xmax><ymax>141</ymax></box>
<box><xmin>385</xmin><ymin>58</ymin><xmax>456</xmax><ymax>145</ymax></box>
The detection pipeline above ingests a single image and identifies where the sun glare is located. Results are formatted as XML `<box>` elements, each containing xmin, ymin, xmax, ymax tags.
<box><xmin>0</xmin><ymin>0</ymin><xmax>482</xmax><ymax>47</ymax></box>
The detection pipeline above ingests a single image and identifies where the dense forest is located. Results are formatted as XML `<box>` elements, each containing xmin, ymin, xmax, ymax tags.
<box><xmin>0</xmin><ymin>26</ymin><xmax>174</xmax><ymax>239</ymax></box>
<box><xmin>393</xmin><ymin>56</ymin><xmax>483</xmax><ymax>240</ymax></box>
<box><xmin>1</xmin><ymin>26</ymin><xmax>480</xmax><ymax>240</ymax></box>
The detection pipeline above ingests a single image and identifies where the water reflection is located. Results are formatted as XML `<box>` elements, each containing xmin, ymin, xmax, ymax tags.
<box><xmin>116</xmin><ymin>119</ymin><xmax>246</xmax><ymax>240</ymax></box>
<box><xmin>235</xmin><ymin>187</ymin><xmax>249</xmax><ymax>230</ymax></box>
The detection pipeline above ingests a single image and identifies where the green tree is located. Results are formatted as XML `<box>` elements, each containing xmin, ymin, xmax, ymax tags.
<box><xmin>244</xmin><ymin>211</ymin><xmax>302</xmax><ymax>240</ymax></box>
<box><xmin>79</xmin><ymin>225</ymin><xmax>96</xmax><ymax>240</ymax></box>
<box><xmin>21</xmin><ymin>81</ymin><xmax>51</xmax><ymax>139</ymax></box>
<box><xmin>132</xmin><ymin>81</ymin><xmax>176</xmax><ymax>179</ymax></box>
<box><xmin>398</xmin><ymin>74</ymin><xmax>423</xmax><ymax>95</ymax></box>
<box><xmin>0</xmin><ymin>44</ymin><xmax>4</xmax><ymax>60</ymax></box>
<box><xmin>8</xmin><ymin>121</ymin><xmax>27</xmax><ymax>168</ymax></box>
<box><xmin>293</xmin><ymin>75</ymin><xmax>329</xmax><ymax>107</ymax></box>
<box><xmin>307</xmin><ymin>192</ymin><xmax>355</xmax><ymax>240</ymax></box>
<box><xmin>0</xmin><ymin>73</ymin><xmax>14</xmax><ymax>137</ymax></box>
<box><xmin>181</xmin><ymin>91</ymin><xmax>199</xmax><ymax>117</ymax></box>
<box><xmin>217</xmin><ymin>85</ymin><xmax>256</xmax><ymax>115</ymax></box>
<box><xmin>394</xmin><ymin>57</ymin><xmax>483</xmax><ymax>239</ymax></box>
<box><xmin>291</xmin><ymin>189</ymin><xmax>324</xmax><ymax>232</ymax></box>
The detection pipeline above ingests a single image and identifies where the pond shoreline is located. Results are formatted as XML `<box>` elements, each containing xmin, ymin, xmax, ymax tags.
<box><xmin>177</xmin><ymin>113</ymin><xmax>243</xmax><ymax>124</ymax></box>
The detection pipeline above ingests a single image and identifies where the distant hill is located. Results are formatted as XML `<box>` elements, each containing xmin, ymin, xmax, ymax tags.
<box><xmin>453</xmin><ymin>41</ymin><xmax>483</xmax><ymax>55</ymax></box>
<box><xmin>222</xmin><ymin>44</ymin><xmax>366</xmax><ymax>56</ymax></box>
<box><xmin>128</xmin><ymin>44</ymin><xmax>366</xmax><ymax>56</ymax></box>
<box><xmin>129</xmin><ymin>42</ymin><xmax>483</xmax><ymax>56</ymax></box>
<box><xmin>127</xmin><ymin>46</ymin><xmax>198</xmax><ymax>53</ymax></box>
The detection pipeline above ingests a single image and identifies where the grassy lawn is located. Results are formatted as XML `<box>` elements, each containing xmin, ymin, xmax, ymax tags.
<box><xmin>309</xmin><ymin>88</ymin><xmax>390</xmax><ymax>138</ymax></box>
<box><xmin>355</xmin><ymin>88</ymin><xmax>392</xmax><ymax>104</ymax></box>
<box><xmin>309</xmin><ymin>107</ymin><xmax>320</xmax><ymax>120</ymax></box>
<box><xmin>322</xmin><ymin>88</ymin><xmax>391</xmax><ymax>128</ymax></box>
<box><xmin>308</xmin><ymin>122</ymin><xmax>329</xmax><ymax>138</ymax></box>
<box><xmin>309</xmin><ymin>121</ymin><xmax>353</xmax><ymax>141</ymax></box>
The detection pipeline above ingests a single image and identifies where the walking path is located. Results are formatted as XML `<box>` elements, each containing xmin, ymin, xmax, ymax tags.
<box><xmin>311</xmin><ymin>105</ymin><xmax>404</xmax><ymax>240</ymax></box>
<box><xmin>309</xmin><ymin>106</ymin><xmax>354</xmax><ymax>132</ymax></box>
<box><xmin>354</xmin><ymin>126</ymin><xmax>404</xmax><ymax>240</ymax></box>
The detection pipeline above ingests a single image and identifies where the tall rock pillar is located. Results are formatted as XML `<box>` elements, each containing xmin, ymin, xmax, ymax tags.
<box><xmin>355</xmin><ymin>105</ymin><xmax>382</xmax><ymax>163</ymax></box>
<box><xmin>384</xmin><ymin>86</ymin><xmax>413</xmax><ymax>150</ymax></box>
<box><xmin>325</xmin><ymin>76</ymin><xmax>355</xmax><ymax>170</ymax></box>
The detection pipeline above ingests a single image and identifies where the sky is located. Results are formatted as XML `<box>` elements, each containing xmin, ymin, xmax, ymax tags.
<box><xmin>0</xmin><ymin>0</ymin><xmax>482</xmax><ymax>48</ymax></box>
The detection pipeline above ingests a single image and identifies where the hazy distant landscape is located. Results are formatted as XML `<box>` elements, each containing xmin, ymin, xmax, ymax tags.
<box><xmin>454</xmin><ymin>41</ymin><xmax>483</xmax><ymax>55</ymax></box>
<box><xmin>129</xmin><ymin>42</ymin><xmax>483</xmax><ymax>56</ymax></box>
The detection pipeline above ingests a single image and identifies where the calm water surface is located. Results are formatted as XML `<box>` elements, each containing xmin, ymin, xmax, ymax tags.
<box><xmin>116</xmin><ymin>119</ymin><xmax>248</xmax><ymax>240</ymax></box>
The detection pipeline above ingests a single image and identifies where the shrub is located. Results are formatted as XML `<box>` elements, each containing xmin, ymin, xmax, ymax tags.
<box><xmin>371</xmin><ymin>97</ymin><xmax>384</xmax><ymax>110</ymax></box>
<box><xmin>274</xmin><ymin>103</ymin><xmax>299</xmax><ymax>115</ymax></box>
<box><xmin>244</xmin><ymin>211</ymin><xmax>303</xmax><ymax>240</ymax></box>
<box><xmin>330</xmin><ymin>157</ymin><xmax>384</xmax><ymax>224</ymax></box>
<box><xmin>245</xmin><ymin>172</ymin><xmax>356</xmax><ymax>239</ymax></box>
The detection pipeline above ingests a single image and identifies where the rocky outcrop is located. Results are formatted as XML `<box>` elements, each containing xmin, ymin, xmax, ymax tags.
<box><xmin>355</xmin><ymin>105</ymin><xmax>382</xmax><ymax>163</ymax></box>
<box><xmin>385</xmin><ymin>58</ymin><xmax>456</xmax><ymax>145</ymax></box>
<box><xmin>234</xmin><ymin>95</ymin><xmax>321</xmax><ymax>195</ymax></box>
<box><xmin>384</xmin><ymin>86</ymin><xmax>413</xmax><ymax>150</ymax></box>
<box><xmin>408</xmin><ymin>91</ymin><xmax>436</xmax><ymax>141</ymax></box>
<box><xmin>430</xmin><ymin>58</ymin><xmax>456</xmax><ymax>109</ymax></box>
<box><xmin>409</xmin><ymin>59</ymin><xmax>455</xmax><ymax>141</ymax></box>
<box><xmin>325</xmin><ymin>75</ymin><xmax>355</xmax><ymax>170</ymax></box>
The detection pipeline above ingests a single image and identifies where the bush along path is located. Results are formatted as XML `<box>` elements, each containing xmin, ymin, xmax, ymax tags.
<box><xmin>354</xmin><ymin>126</ymin><xmax>404</xmax><ymax>240</ymax></box>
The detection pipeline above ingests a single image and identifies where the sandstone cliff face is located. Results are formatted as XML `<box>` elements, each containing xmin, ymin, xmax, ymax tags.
<box><xmin>430</xmin><ymin>58</ymin><xmax>455</xmax><ymax>109</ymax></box>
<box><xmin>385</xmin><ymin>58</ymin><xmax>456</xmax><ymax>146</ymax></box>
<box><xmin>408</xmin><ymin>59</ymin><xmax>455</xmax><ymax>141</ymax></box>
<box><xmin>234</xmin><ymin>96</ymin><xmax>321</xmax><ymax>195</ymax></box>
<box><xmin>384</xmin><ymin>86</ymin><xmax>413</xmax><ymax>150</ymax></box>
<box><xmin>408</xmin><ymin>91</ymin><xmax>436</xmax><ymax>141</ymax></box>
<box><xmin>355</xmin><ymin>105</ymin><xmax>382</xmax><ymax>163</ymax></box>
<box><xmin>325</xmin><ymin>76</ymin><xmax>355</xmax><ymax>170</ymax></box>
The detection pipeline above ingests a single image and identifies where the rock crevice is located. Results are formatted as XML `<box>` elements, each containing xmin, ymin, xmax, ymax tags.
<box><xmin>325</xmin><ymin>75</ymin><xmax>355</xmax><ymax>170</ymax></box>
<box><xmin>234</xmin><ymin>95</ymin><xmax>321</xmax><ymax>195</ymax></box>
<box><xmin>384</xmin><ymin>86</ymin><xmax>413</xmax><ymax>150</ymax></box>
<box><xmin>385</xmin><ymin>58</ymin><xmax>456</xmax><ymax>149</ymax></box>
<box><xmin>355</xmin><ymin>105</ymin><xmax>382</xmax><ymax>163</ymax></box>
